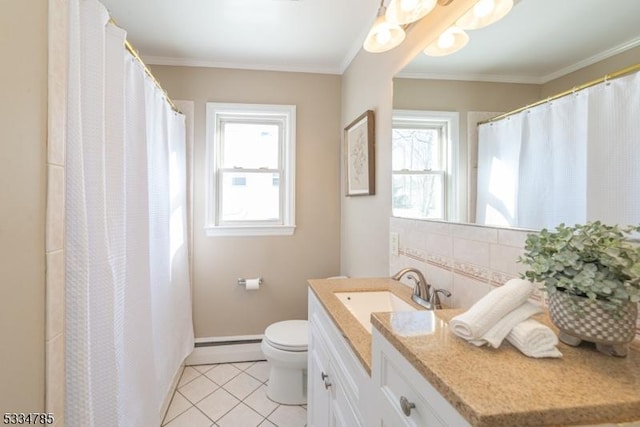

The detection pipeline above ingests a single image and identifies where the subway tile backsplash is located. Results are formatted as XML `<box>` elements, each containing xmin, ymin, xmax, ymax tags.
<box><xmin>389</xmin><ymin>217</ymin><xmax>640</xmax><ymax>348</ymax></box>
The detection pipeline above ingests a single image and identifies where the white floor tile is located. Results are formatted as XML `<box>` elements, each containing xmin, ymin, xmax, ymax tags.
<box><xmin>196</xmin><ymin>387</ymin><xmax>240</xmax><ymax>422</ymax></box>
<box><xmin>205</xmin><ymin>363</ymin><xmax>242</xmax><ymax>386</ymax></box>
<box><xmin>245</xmin><ymin>361</ymin><xmax>271</xmax><ymax>383</ymax></box>
<box><xmin>165</xmin><ymin>363</ymin><xmax>307</xmax><ymax>427</ymax></box>
<box><xmin>164</xmin><ymin>406</ymin><xmax>213</xmax><ymax>427</ymax></box>
<box><xmin>267</xmin><ymin>405</ymin><xmax>307</xmax><ymax>427</ymax></box>
<box><xmin>223</xmin><ymin>372</ymin><xmax>262</xmax><ymax>400</ymax></box>
<box><xmin>180</xmin><ymin>375</ymin><xmax>218</xmax><ymax>404</ymax></box>
<box><xmin>232</xmin><ymin>361</ymin><xmax>255</xmax><ymax>371</ymax></box>
<box><xmin>193</xmin><ymin>364</ymin><xmax>215</xmax><ymax>374</ymax></box>
<box><xmin>162</xmin><ymin>391</ymin><xmax>192</xmax><ymax>425</ymax></box>
<box><xmin>243</xmin><ymin>384</ymin><xmax>279</xmax><ymax>417</ymax></box>
<box><xmin>217</xmin><ymin>403</ymin><xmax>264</xmax><ymax>427</ymax></box>
<box><xmin>178</xmin><ymin>366</ymin><xmax>201</xmax><ymax>388</ymax></box>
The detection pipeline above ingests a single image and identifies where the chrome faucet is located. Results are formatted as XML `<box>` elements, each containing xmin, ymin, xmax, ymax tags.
<box><xmin>391</xmin><ymin>268</ymin><xmax>431</xmax><ymax>309</ymax></box>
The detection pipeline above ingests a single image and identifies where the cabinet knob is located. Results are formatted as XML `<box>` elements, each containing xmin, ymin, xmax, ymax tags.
<box><xmin>400</xmin><ymin>396</ymin><xmax>415</xmax><ymax>417</ymax></box>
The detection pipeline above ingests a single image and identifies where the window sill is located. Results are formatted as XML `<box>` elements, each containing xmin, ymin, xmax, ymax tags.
<box><xmin>205</xmin><ymin>225</ymin><xmax>296</xmax><ymax>237</ymax></box>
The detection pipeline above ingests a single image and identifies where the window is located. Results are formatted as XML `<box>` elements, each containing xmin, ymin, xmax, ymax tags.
<box><xmin>392</xmin><ymin>110</ymin><xmax>459</xmax><ymax>221</ymax></box>
<box><xmin>205</xmin><ymin>103</ymin><xmax>296</xmax><ymax>236</ymax></box>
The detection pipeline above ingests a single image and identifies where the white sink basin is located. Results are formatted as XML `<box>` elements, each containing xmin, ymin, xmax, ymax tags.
<box><xmin>334</xmin><ymin>291</ymin><xmax>417</xmax><ymax>333</ymax></box>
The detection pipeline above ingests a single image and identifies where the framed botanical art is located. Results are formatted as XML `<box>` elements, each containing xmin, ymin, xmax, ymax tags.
<box><xmin>344</xmin><ymin>110</ymin><xmax>375</xmax><ymax>196</ymax></box>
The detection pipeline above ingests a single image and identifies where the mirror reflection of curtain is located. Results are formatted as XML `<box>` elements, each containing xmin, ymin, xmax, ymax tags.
<box><xmin>518</xmin><ymin>95</ymin><xmax>587</xmax><ymax>229</ymax></box>
<box><xmin>587</xmin><ymin>71</ymin><xmax>640</xmax><ymax>225</ymax></box>
<box><xmin>476</xmin><ymin>70</ymin><xmax>640</xmax><ymax>229</ymax></box>
<box><xmin>476</xmin><ymin>115</ymin><xmax>522</xmax><ymax>227</ymax></box>
<box><xmin>467</xmin><ymin>112</ymin><xmax>503</xmax><ymax>223</ymax></box>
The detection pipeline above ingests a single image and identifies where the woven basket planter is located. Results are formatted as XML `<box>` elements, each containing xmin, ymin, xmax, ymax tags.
<box><xmin>548</xmin><ymin>290</ymin><xmax>638</xmax><ymax>357</ymax></box>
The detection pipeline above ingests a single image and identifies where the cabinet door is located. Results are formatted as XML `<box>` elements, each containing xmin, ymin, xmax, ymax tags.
<box><xmin>307</xmin><ymin>326</ymin><xmax>331</xmax><ymax>427</ymax></box>
<box><xmin>332</xmin><ymin>375</ymin><xmax>363</xmax><ymax>427</ymax></box>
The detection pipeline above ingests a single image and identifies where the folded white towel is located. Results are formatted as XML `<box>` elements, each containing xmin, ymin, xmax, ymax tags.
<box><xmin>450</xmin><ymin>278</ymin><xmax>536</xmax><ymax>341</ymax></box>
<box><xmin>507</xmin><ymin>319</ymin><xmax>563</xmax><ymax>358</ymax></box>
<box><xmin>469</xmin><ymin>302</ymin><xmax>542</xmax><ymax>348</ymax></box>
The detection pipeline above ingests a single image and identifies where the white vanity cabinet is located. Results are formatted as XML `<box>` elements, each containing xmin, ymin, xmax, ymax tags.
<box><xmin>372</xmin><ymin>328</ymin><xmax>471</xmax><ymax>427</ymax></box>
<box><xmin>307</xmin><ymin>291</ymin><xmax>370</xmax><ymax>427</ymax></box>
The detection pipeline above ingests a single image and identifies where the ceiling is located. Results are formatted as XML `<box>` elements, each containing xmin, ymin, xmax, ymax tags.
<box><xmin>101</xmin><ymin>0</ymin><xmax>640</xmax><ymax>81</ymax></box>
<box><xmin>101</xmin><ymin>0</ymin><xmax>378</xmax><ymax>74</ymax></box>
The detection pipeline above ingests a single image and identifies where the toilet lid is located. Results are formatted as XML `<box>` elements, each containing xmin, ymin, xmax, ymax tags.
<box><xmin>264</xmin><ymin>320</ymin><xmax>308</xmax><ymax>351</ymax></box>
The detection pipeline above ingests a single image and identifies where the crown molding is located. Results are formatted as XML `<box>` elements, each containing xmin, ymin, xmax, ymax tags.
<box><xmin>142</xmin><ymin>55</ymin><xmax>342</xmax><ymax>75</ymax></box>
<box><xmin>394</xmin><ymin>71</ymin><xmax>544</xmax><ymax>84</ymax></box>
<box><xmin>540</xmin><ymin>36</ymin><xmax>640</xmax><ymax>83</ymax></box>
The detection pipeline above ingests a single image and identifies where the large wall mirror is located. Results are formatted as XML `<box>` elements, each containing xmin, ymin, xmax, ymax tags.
<box><xmin>392</xmin><ymin>0</ymin><xmax>640</xmax><ymax>230</ymax></box>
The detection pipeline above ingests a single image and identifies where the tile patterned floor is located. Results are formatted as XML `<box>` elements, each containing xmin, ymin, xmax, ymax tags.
<box><xmin>162</xmin><ymin>361</ymin><xmax>307</xmax><ymax>427</ymax></box>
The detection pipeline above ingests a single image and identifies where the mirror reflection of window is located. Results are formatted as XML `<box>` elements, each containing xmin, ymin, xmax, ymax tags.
<box><xmin>392</xmin><ymin>110</ymin><xmax>459</xmax><ymax>221</ymax></box>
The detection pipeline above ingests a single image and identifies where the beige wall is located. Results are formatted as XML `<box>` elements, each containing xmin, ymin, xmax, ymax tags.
<box><xmin>0</xmin><ymin>1</ymin><xmax>47</xmax><ymax>412</ymax></box>
<box><xmin>150</xmin><ymin>66</ymin><xmax>342</xmax><ymax>337</ymax></box>
<box><xmin>340</xmin><ymin>0</ymin><xmax>480</xmax><ymax>276</ymax></box>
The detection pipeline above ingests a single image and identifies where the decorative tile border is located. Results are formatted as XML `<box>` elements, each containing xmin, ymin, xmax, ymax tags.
<box><xmin>453</xmin><ymin>260</ymin><xmax>491</xmax><ymax>283</ymax></box>
<box><xmin>490</xmin><ymin>271</ymin><xmax>517</xmax><ymax>287</ymax></box>
<box><xmin>400</xmin><ymin>249</ymin><xmax>453</xmax><ymax>271</ymax></box>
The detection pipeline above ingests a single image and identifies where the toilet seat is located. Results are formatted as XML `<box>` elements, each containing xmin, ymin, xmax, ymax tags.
<box><xmin>264</xmin><ymin>320</ymin><xmax>308</xmax><ymax>352</ymax></box>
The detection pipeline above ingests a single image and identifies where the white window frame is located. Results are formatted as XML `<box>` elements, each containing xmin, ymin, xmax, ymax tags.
<box><xmin>391</xmin><ymin>110</ymin><xmax>460</xmax><ymax>221</ymax></box>
<box><xmin>205</xmin><ymin>103</ymin><xmax>296</xmax><ymax>236</ymax></box>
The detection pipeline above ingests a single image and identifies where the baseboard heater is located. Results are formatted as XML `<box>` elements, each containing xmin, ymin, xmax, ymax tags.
<box><xmin>194</xmin><ymin>338</ymin><xmax>262</xmax><ymax>347</ymax></box>
<box><xmin>186</xmin><ymin>335</ymin><xmax>265</xmax><ymax>366</ymax></box>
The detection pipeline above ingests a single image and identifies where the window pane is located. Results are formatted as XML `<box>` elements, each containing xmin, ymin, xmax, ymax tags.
<box><xmin>392</xmin><ymin>128</ymin><xmax>441</xmax><ymax>171</ymax></box>
<box><xmin>222</xmin><ymin>122</ymin><xmax>279</xmax><ymax>168</ymax></box>
<box><xmin>221</xmin><ymin>172</ymin><xmax>280</xmax><ymax>222</ymax></box>
<box><xmin>392</xmin><ymin>174</ymin><xmax>443</xmax><ymax>219</ymax></box>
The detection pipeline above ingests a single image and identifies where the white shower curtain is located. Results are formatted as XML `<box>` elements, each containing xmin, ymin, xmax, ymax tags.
<box><xmin>517</xmin><ymin>94</ymin><xmax>588</xmax><ymax>229</ymax></box>
<box><xmin>476</xmin><ymin>70</ymin><xmax>640</xmax><ymax>229</ymax></box>
<box><xmin>65</xmin><ymin>1</ymin><xmax>194</xmax><ymax>426</ymax></box>
<box><xmin>476</xmin><ymin>114</ymin><xmax>522</xmax><ymax>227</ymax></box>
<box><xmin>586</xmin><ymin>71</ymin><xmax>640</xmax><ymax>224</ymax></box>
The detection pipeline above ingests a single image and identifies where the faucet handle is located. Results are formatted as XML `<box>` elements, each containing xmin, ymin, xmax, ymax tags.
<box><xmin>429</xmin><ymin>288</ymin><xmax>451</xmax><ymax>309</ymax></box>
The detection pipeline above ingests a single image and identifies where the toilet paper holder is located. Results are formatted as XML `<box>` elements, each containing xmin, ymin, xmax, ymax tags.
<box><xmin>237</xmin><ymin>277</ymin><xmax>263</xmax><ymax>287</ymax></box>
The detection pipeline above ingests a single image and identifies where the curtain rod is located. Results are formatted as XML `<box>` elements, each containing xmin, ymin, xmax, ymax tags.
<box><xmin>479</xmin><ymin>63</ymin><xmax>640</xmax><ymax>125</ymax></box>
<box><xmin>108</xmin><ymin>19</ymin><xmax>180</xmax><ymax>114</ymax></box>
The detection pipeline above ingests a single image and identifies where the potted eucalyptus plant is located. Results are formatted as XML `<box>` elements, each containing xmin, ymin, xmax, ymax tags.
<box><xmin>518</xmin><ymin>221</ymin><xmax>640</xmax><ymax>356</ymax></box>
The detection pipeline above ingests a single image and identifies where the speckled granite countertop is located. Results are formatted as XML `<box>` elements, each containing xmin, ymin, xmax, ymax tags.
<box><xmin>308</xmin><ymin>277</ymin><xmax>640</xmax><ymax>427</ymax></box>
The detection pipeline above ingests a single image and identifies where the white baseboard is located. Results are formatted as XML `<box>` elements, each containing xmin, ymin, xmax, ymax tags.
<box><xmin>185</xmin><ymin>335</ymin><xmax>266</xmax><ymax>366</ymax></box>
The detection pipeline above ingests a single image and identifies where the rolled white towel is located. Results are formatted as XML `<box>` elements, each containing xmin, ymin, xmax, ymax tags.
<box><xmin>450</xmin><ymin>278</ymin><xmax>536</xmax><ymax>341</ymax></box>
<box><xmin>507</xmin><ymin>319</ymin><xmax>563</xmax><ymax>358</ymax></box>
<box><xmin>469</xmin><ymin>302</ymin><xmax>542</xmax><ymax>348</ymax></box>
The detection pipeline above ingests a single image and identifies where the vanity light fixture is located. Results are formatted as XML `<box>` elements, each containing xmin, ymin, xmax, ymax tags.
<box><xmin>423</xmin><ymin>26</ymin><xmax>469</xmax><ymax>56</ymax></box>
<box><xmin>385</xmin><ymin>0</ymin><xmax>437</xmax><ymax>25</ymax></box>
<box><xmin>456</xmin><ymin>0</ymin><xmax>513</xmax><ymax>29</ymax></box>
<box><xmin>363</xmin><ymin>2</ymin><xmax>406</xmax><ymax>53</ymax></box>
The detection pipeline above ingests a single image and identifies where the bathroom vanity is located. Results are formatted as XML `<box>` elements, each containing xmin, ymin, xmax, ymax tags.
<box><xmin>307</xmin><ymin>277</ymin><xmax>640</xmax><ymax>427</ymax></box>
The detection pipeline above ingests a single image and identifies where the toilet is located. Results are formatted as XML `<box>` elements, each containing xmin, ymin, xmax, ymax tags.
<box><xmin>261</xmin><ymin>319</ymin><xmax>308</xmax><ymax>405</ymax></box>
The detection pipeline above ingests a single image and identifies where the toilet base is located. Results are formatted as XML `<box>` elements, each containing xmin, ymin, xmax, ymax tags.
<box><xmin>265</xmin><ymin>365</ymin><xmax>307</xmax><ymax>405</ymax></box>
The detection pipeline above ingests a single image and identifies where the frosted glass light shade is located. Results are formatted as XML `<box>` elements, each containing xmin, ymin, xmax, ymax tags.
<box><xmin>423</xmin><ymin>26</ymin><xmax>469</xmax><ymax>56</ymax></box>
<box><xmin>363</xmin><ymin>9</ymin><xmax>406</xmax><ymax>53</ymax></box>
<box><xmin>385</xmin><ymin>0</ymin><xmax>437</xmax><ymax>25</ymax></box>
<box><xmin>456</xmin><ymin>0</ymin><xmax>513</xmax><ymax>29</ymax></box>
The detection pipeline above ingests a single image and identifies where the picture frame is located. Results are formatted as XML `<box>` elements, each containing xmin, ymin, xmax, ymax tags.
<box><xmin>344</xmin><ymin>110</ymin><xmax>375</xmax><ymax>196</ymax></box>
